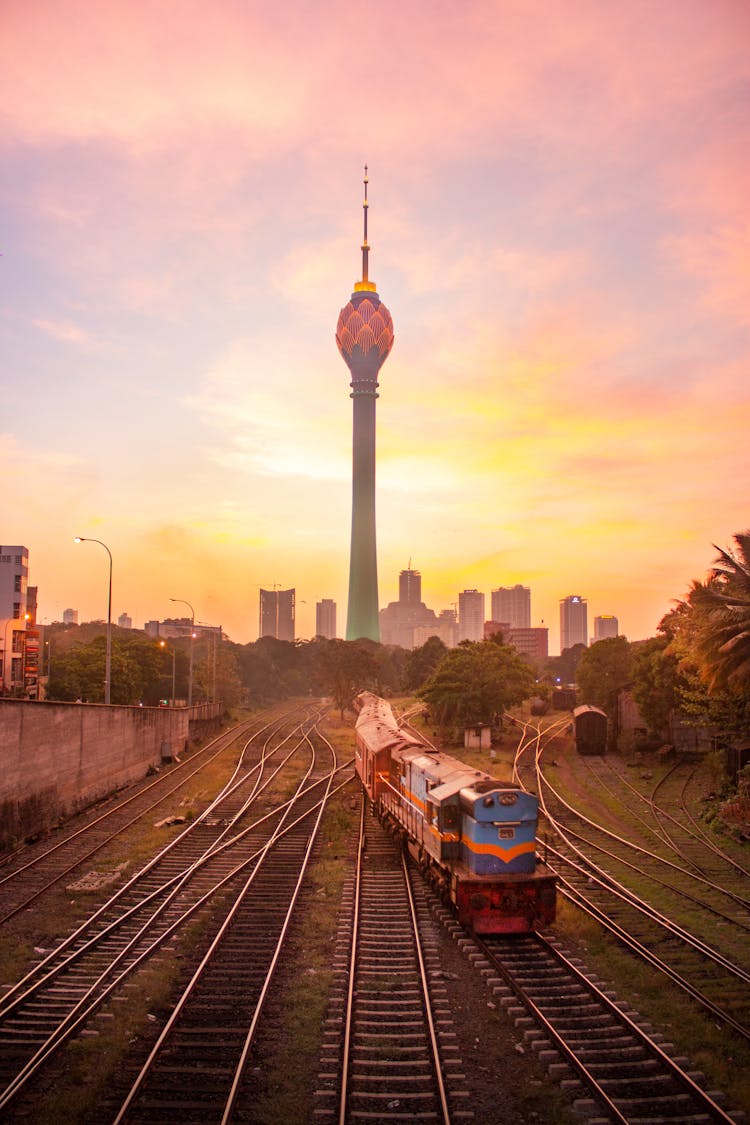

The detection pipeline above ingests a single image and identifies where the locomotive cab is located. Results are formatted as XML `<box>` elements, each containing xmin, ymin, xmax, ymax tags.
<box><xmin>459</xmin><ymin>780</ymin><xmax>538</xmax><ymax>875</ymax></box>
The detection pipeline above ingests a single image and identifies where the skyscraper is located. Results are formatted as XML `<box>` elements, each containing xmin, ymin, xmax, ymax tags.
<box><xmin>458</xmin><ymin>589</ymin><xmax>485</xmax><ymax>643</ymax></box>
<box><xmin>594</xmin><ymin>615</ymin><xmax>619</xmax><ymax>641</ymax></box>
<box><xmin>399</xmin><ymin>567</ymin><xmax>421</xmax><ymax>605</ymax></box>
<box><xmin>336</xmin><ymin>168</ymin><xmax>394</xmax><ymax>641</ymax></box>
<box><xmin>491</xmin><ymin>585</ymin><xmax>531</xmax><ymax>628</ymax></box>
<box><xmin>316</xmin><ymin>599</ymin><xmax>337</xmax><ymax>640</ymax></box>
<box><xmin>259</xmin><ymin>588</ymin><xmax>295</xmax><ymax>641</ymax></box>
<box><xmin>560</xmin><ymin>595</ymin><xmax>588</xmax><ymax>651</ymax></box>
<box><xmin>379</xmin><ymin>567</ymin><xmax>439</xmax><ymax>649</ymax></box>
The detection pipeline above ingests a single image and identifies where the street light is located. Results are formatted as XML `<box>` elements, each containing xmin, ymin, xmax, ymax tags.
<box><xmin>159</xmin><ymin>640</ymin><xmax>176</xmax><ymax>706</ymax></box>
<box><xmin>169</xmin><ymin>597</ymin><xmax>195</xmax><ymax>707</ymax></box>
<box><xmin>75</xmin><ymin>537</ymin><xmax>112</xmax><ymax>705</ymax></box>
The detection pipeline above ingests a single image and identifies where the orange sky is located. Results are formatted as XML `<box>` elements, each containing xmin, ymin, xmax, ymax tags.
<box><xmin>1</xmin><ymin>0</ymin><xmax>749</xmax><ymax>651</ymax></box>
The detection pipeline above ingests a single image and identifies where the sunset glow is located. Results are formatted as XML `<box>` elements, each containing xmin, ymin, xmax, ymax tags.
<box><xmin>2</xmin><ymin>0</ymin><xmax>748</xmax><ymax>651</ymax></box>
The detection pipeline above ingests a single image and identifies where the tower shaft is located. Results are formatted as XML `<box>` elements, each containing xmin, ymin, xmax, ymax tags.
<box><xmin>346</xmin><ymin>387</ymin><xmax>379</xmax><ymax>641</ymax></box>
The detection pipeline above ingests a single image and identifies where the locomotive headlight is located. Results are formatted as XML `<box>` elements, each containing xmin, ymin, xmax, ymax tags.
<box><xmin>483</xmin><ymin>795</ymin><xmax>494</xmax><ymax>807</ymax></box>
<box><xmin>499</xmin><ymin>793</ymin><xmax>518</xmax><ymax>806</ymax></box>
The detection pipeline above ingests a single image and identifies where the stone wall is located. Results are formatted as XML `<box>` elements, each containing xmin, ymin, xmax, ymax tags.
<box><xmin>0</xmin><ymin>699</ymin><xmax>222</xmax><ymax>850</ymax></box>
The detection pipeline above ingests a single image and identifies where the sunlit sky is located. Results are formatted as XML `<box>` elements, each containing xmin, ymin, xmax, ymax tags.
<box><xmin>2</xmin><ymin>1</ymin><xmax>748</xmax><ymax>653</ymax></box>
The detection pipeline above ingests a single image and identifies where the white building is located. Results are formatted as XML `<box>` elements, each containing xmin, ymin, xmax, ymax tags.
<box><xmin>458</xmin><ymin>589</ymin><xmax>485</xmax><ymax>643</ymax></box>
<box><xmin>560</xmin><ymin>595</ymin><xmax>588</xmax><ymax>651</ymax></box>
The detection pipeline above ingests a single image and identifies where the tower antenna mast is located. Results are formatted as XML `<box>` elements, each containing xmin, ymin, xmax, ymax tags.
<box><xmin>361</xmin><ymin>164</ymin><xmax>369</xmax><ymax>285</ymax></box>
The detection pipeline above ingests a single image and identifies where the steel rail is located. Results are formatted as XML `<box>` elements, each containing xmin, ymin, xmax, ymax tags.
<box><xmin>0</xmin><ymin>745</ymin><xmax>353</xmax><ymax>1027</ymax></box>
<box><xmin>536</xmin><ymin>797</ymin><xmax>750</xmax><ymax>985</ymax></box>
<box><xmin>337</xmin><ymin>797</ymin><xmax>365</xmax><ymax>1125</ymax></box>
<box><xmin>480</xmin><ymin>932</ymin><xmax>738</xmax><ymax>1124</ymax></box>
<box><xmin>401</xmin><ymin>847</ymin><xmax>452</xmax><ymax>1125</ymax></box>
<box><xmin>0</xmin><ymin>701</ymin><xmax>311</xmax><ymax>895</ymax></box>
<box><xmin>0</xmin><ymin>711</ymin><xmax>325</xmax><ymax>1018</ymax></box>
<box><xmin>0</xmin><ymin>728</ymin><xmax>322</xmax><ymax>1111</ymax></box>
<box><xmin>534</xmin><ymin>746</ymin><xmax>750</xmax><ymax>945</ymax></box>
<box><xmin>536</xmin><ymin>748</ymin><xmax>750</xmax><ymax>912</ymax></box>
<box><xmin>0</xmin><ymin>717</ymin><xmax>250</xmax><ymax>887</ymax></box>
<box><xmin>0</xmin><ymin>764</ymin><xmax>357</xmax><ymax>1113</ymax></box>
<box><xmin>221</xmin><ymin>721</ymin><xmax>340</xmax><ymax>1124</ymax></box>
<box><xmin>551</xmin><ymin>859</ymin><xmax>750</xmax><ymax>1041</ymax></box>
<box><xmin>541</xmin><ymin>811</ymin><xmax>750</xmax><ymax>929</ymax></box>
<box><xmin>112</xmin><ymin>725</ymin><xmax>333</xmax><ymax>1123</ymax></box>
<box><xmin>594</xmin><ymin>754</ymin><xmax>748</xmax><ymax>882</ymax></box>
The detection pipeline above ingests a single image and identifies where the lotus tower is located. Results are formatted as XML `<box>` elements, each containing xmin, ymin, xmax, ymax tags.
<box><xmin>335</xmin><ymin>168</ymin><xmax>394</xmax><ymax>642</ymax></box>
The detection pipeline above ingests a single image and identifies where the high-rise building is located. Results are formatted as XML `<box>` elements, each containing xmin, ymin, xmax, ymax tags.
<box><xmin>491</xmin><ymin>585</ymin><xmax>531</xmax><ymax>628</ymax></box>
<box><xmin>458</xmin><ymin>589</ymin><xmax>485</xmax><ymax>643</ymax></box>
<box><xmin>259</xmin><ymin>588</ymin><xmax>295</xmax><ymax>642</ymax></box>
<box><xmin>399</xmin><ymin>568</ymin><xmax>421</xmax><ymax>605</ymax></box>
<box><xmin>336</xmin><ymin>168</ymin><xmax>394</xmax><ymax>642</ymax></box>
<box><xmin>594</xmin><ymin>615</ymin><xmax>619</xmax><ymax>642</ymax></box>
<box><xmin>118</xmin><ymin>612</ymin><xmax>132</xmax><ymax>629</ymax></box>
<box><xmin>316</xmin><ymin>599</ymin><xmax>337</xmax><ymax>640</ymax></box>
<box><xmin>380</xmin><ymin>567</ymin><xmax>439</xmax><ymax>649</ymax></box>
<box><xmin>63</xmin><ymin>608</ymin><xmax>78</xmax><ymax>625</ymax></box>
<box><xmin>560</xmin><ymin>595</ymin><xmax>588</xmax><ymax>651</ymax></box>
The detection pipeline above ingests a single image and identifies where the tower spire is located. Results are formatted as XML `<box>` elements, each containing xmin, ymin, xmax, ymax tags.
<box><xmin>354</xmin><ymin>163</ymin><xmax>376</xmax><ymax>293</ymax></box>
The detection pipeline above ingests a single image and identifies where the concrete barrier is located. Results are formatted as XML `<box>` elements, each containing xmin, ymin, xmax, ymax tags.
<box><xmin>0</xmin><ymin>699</ymin><xmax>223</xmax><ymax>850</ymax></box>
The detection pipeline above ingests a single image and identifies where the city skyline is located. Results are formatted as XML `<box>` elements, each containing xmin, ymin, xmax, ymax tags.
<box><xmin>2</xmin><ymin>3</ymin><xmax>748</xmax><ymax>655</ymax></box>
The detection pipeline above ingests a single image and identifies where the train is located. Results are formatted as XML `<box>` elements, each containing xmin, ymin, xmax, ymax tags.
<box><xmin>353</xmin><ymin>692</ymin><xmax>556</xmax><ymax>934</ymax></box>
<box><xmin>573</xmin><ymin>704</ymin><xmax>608</xmax><ymax>755</ymax></box>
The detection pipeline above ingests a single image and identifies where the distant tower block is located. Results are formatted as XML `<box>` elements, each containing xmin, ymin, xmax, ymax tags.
<box><xmin>336</xmin><ymin>167</ymin><xmax>394</xmax><ymax>641</ymax></box>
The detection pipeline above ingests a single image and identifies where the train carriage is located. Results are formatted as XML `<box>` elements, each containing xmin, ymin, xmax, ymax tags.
<box><xmin>573</xmin><ymin>704</ymin><xmax>608</xmax><ymax>755</ymax></box>
<box><xmin>354</xmin><ymin>692</ymin><xmax>556</xmax><ymax>934</ymax></box>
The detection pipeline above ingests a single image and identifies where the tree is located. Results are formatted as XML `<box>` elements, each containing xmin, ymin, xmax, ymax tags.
<box><xmin>576</xmin><ymin>636</ymin><xmax>632</xmax><ymax>715</ymax></box>
<box><xmin>403</xmin><ymin>635</ymin><xmax>448</xmax><ymax>691</ymax></box>
<box><xmin>658</xmin><ymin>598</ymin><xmax>750</xmax><ymax>741</ymax></box>
<box><xmin>312</xmin><ymin>639</ymin><xmax>378</xmax><ymax>720</ymax></box>
<box><xmin>546</xmin><ymin>643</ymin><xmax>587</xmax><ymax>686</ymax></box>
<box><xmin>420</xmin><ymin>640</ymin><xmax>535</xmax><ymax>730</ymax></box>
<box><xmin>631</xmin><ymin>635</ymin><xmax>680</xmax><ymax>739</ymax></box>
<box><xmin>686</xmin><ymin>531</ymin><xmax>750</xmax><ymax>692</ymax></box>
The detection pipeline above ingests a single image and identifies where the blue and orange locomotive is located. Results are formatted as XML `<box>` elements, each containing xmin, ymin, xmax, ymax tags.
<box><xmin>354</xmin><ymin>692</ymin><xmax>556</xmax><ymax>934</ymax></box>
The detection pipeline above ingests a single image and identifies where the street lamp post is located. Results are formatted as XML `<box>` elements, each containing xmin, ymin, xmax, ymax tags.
<box><xmin>170</xmin><ymin>597</ymin><xmax>195</xmax><ymax>707</ymax></box>
<box><xmin>75</xmin><ymin>537</ymin><xmax>112</xmax><ymax>705</ymax></box>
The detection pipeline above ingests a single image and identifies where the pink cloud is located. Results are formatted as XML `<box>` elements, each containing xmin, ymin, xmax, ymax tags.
<box><xmin>32</xmin><ymin>316</ymin><xmax>96</xmax><ymax>346</ymax></box>
<box><xmin>2</xmin><ymin>0</ymin><xmax>747</xmax><ymax>164</ymax></box>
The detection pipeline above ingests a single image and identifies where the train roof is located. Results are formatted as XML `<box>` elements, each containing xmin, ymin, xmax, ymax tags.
<box><xmin>573</xmin><ymin>704</ymin><xmax>608</xmax><ymax>719</ymax></box>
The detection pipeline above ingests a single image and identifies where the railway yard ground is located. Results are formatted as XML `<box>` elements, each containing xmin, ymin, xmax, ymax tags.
<box><xmin>1</xmin><ymin>700</ymin><xmax>748</xmax><ymax>1123</ymax></box>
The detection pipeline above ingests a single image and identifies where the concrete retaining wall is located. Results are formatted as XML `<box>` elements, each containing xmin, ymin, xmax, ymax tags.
<box><xmin>0</xmin><ymin>699</ymin><xmax>223</xmax><ymax>850</ymax></box>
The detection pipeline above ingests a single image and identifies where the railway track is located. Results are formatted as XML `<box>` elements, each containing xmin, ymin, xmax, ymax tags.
<box><xmin>314</xmin><ymin>801</ymin><xmax>470</xmax><ymax>1124</ymax></box>
<box><xmin>0</xmin><ymin>706</ymin><xmax>295</xmax><ymax>926</ymax></box>
<box><xmin>507</xmin><ymin>720</ymin><xmax>750</xmax><ymax>1032</ymax></box>
<box><xmin>479</xmin><ymin>931</ymin><xmax>740</xmax><ymax>1123</ymax></box>
<box><xmin>105</xmin><ymin>722</ymin><xmax>345</xmax><ymax>1123</ymax></box>
<box><xmin>0</xmin><ymin>706</ymin><xmax>339</xmax><ymax>1117</ymax></box>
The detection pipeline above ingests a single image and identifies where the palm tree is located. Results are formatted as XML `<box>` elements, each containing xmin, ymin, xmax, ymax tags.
<box><xmin>688</xmin><ymin>531</ymin><xmax>750</xmax><ymax>691</ymax></box>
